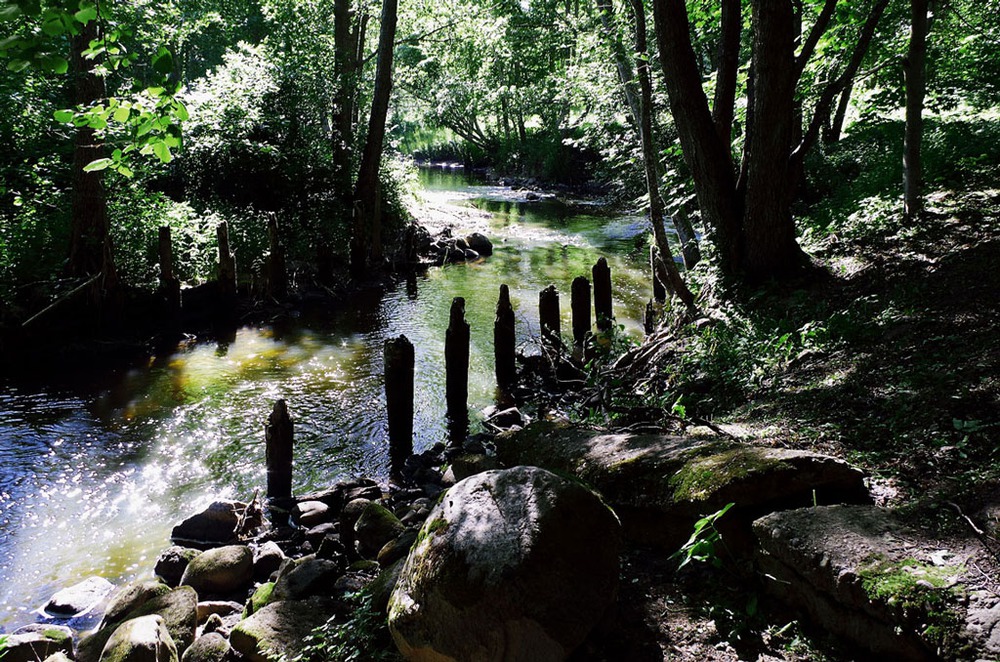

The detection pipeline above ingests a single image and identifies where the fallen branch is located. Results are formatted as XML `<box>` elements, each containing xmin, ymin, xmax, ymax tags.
<box><xmin>21</xmin><ymin>272</ymin><xmax>102</xmax><ymax>328</ymax></box>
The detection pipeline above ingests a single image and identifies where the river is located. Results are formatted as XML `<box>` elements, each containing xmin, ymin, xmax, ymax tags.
<box><xmin>0</xmin><ymin>167</ymin><xmax>658</xmax><ymax>628</ymax></box>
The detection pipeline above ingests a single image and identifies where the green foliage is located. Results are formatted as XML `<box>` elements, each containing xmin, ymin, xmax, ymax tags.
<box><xmin>292</xmin><ymin>590</ymin><xmax>400</xmax><ymax>662</ymax></box>
<box><xmin>669</xmin><ymin>502</ymin><xmax>734</xmax><ymax>570</ymax></box>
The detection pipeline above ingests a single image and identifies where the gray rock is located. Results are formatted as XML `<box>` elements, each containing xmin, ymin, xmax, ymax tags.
<box><xmin>180</xmin><ymin>545</ymin><xmax>253</xmax><ymax>596</ymax></box>
<box><xmin>99</xmin><ymin>615</ymin><xmax>178</xmax><ymax>662</ymax></box>
<box><xmin>155</xmin><ymin>547</ymin><xmax>201</xmax><ymax>587</ymax></box>
<box><xmin>251</xmin><ymin>541</ymin><xmax>284</xmax><ymax>582</ymax></box>
<box><xmin>339</xmin><ymin>498</ymin><xmax>373</xmax><ymax>559</ymax></box>
<box><xmin>102</xmin><ymin>581</ymin><xmax>172</xmax><ymax>629</ymax></box>
<box><xmin>293</xmin><ymin>501</ymin><xmax>329</xmax><ymax>528</ymax></box>
<box><xmin>45</xmin><ymin>576</ymin><xmax>114</xmax><ymax>617</ymax></box>
<box><xmin>755</xmin><ymin>505</ymin><xmax>979</xmax><ymax>660</ymax></box>
<box><xmin>272</xmin><ymin>556</ymin><xmax>343</xmax><ymax>601</ymax></box>
<box><xmin>486</xmin><ymin>406</ymin><xmax>524</xmax><ymax>429</ymax></box>
<box><xmin>42</xmin><ymin>653</ymin><xmax>74</xmax><ymax>662</ymax></box>
<box><xmin>465</xmin><ymin>232</ymin><xmax>493</xmax><ymax>256</ymax></box>
<box><xmin>171</xmin><ymin>501</ymin><xmax>243</xmax><ymax>549</ymax></box>
<box><xmin>449</xmin><ymin>453</ymin><xmax>500</xmax><ymax>482</ymax></box>
<box><xmin>80</xmin><ymin>587</ymin><xmax>197</xmax><ymax>662</ymax></box>
<box><xmin>377</xmin><ymin>529</ymin><xmax>419</xmax><ymax>567</ymax></box>
<box><xmin>496</xmin><ymin>422</ymin><xmax>869</xmax><ymax>549</ymax></box>
<box><xmin>389</xmin><ymin>466</ymin><xmax>621</xmax><ymax>661</ymax></box>
<box><xmin>195</xmin><ymin>601</ymin><xmax>241</xmax><ymax>623</ymax></box>
<box><xmin>355</xmin><ymin>502</ymin><xmax>405</xmax><ymax>560</ymax></box>
<box><xmin>229</xmin><ymin>598</ymin><xmax>338</xmax><ymax>662</ymax></box>
<box><xmin>3</xmin><ymin>627</ymin><xmax>74</xmax><ymax>662</ymax></box>
<box><xmin>179</xmin><ymin>633</ymin><xmax>229</xmax><ymax>662</ymax></box>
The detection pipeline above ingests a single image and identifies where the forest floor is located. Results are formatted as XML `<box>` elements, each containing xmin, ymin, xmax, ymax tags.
<box><xmin>581</xmin><ymin>187</ymin><xmax>1000</xmax><ymax>660</ymax></box>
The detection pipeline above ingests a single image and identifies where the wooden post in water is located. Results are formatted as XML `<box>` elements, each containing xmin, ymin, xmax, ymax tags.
<box><xmin>539</xmin><ymin>285</ymin><xmax>561</xmax><ymax>362</ymax></box>
<box><xmin>216</xmin><ymin>221</ymin><xmax>237</xmax><ymax>322</ymax></box>
<box><xmin>158</xmin><ymin>226</ymin><xmax>181</xmax><ymax>334</ymax></box>
<box><xmin>651</xmin><ymin>245</ymin><xmax>666</xmax><ymax>303</ymax></box>
<box><xmin>644</xmin><ymin>299</ymin><xmax>656</xmax><ymax>335</ymax></box>
<box><xmin>494</xmin><ymin>284</ymin><xmax>517</xmax><ymax>399</ymax></box>
<box><xmin>445</xmin><ymin>297</ymin><xmax>470</xmax><ymax>444</ymax></box>
<box><xmin>571</xmin><ymin>276</ymin><xmax>590</xmax><ymax>347</ymax></box>
<box><xmin>266</xmin><ymin>215</ymin><xmax>287</xmax><ymax>299</ymax></box>
<box><xmin>384</xmin><ymin>335</ymin><xmax>414</xmax><ymax>475</ymax></box>
<box><xmin>265</xmin><ymin>399</ymin><xmax>293</xmax><ymax>500</ymax></box>
<box><xmin>593</xmin><ymin>257</ymin><xmax>613</xmax><ymax>332</ymax></box>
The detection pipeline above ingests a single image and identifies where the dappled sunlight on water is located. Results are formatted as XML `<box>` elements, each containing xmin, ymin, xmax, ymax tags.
<box><xmin>0</xmin><ymin>168</ymin><xmax>658</xmax><ymax>628</ymax></box>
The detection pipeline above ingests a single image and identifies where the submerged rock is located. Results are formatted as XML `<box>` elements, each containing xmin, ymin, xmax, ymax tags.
<box><xmin>388</xmin><ymin>466</ymin><xmax>621</xmax><ymax>662</ymax></box>
<box><xmin>44</xmin><ymin>576</ymin><xmax>114</xmax><ymax>617</ymax></box>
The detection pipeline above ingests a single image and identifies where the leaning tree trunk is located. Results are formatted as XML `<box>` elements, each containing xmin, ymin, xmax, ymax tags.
<box><xmin>66</xmin><ymin>20</ymin><xmax>120</xmax><ymax>311</ymax></box>
<box><xmin>351</xmin><ymin>0</ymin><xmax>398</xmax><ymax>278</ymax></box>
<box><xmin>903</xmin><ymin>0</ymin><xmax>929</xmax><ymax>218</ymax></box>
<box><xmin>630</xmin><ymin>0</ymin><xmax>694</xmax><ymax>308</ymax></box>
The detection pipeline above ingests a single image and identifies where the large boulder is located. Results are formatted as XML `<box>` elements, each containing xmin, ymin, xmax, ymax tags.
<box><xmin>388</xmin><ymin>466</ymin><xmax>621</xmax><ymax>662</ymax></box>
<box><xmin>496</xmin><ymin>422</ymin><xmax>869</xmax><ymax>550</ymax></box>
<box><xmin>755</xmin><ymin>505</ymin><xmax>989</xmax><ymax>661</ymax></box>
<box><xmin>170</xmin><ymin>501</ymin><xmax>243</xmax><ymax>549</ymax></box>
<box><xmin>102</xmin><ymin>581</ymin><xmax>172</xmax><ymax>630</ymax></box>
<box><xmin>465</xmin><ymin>232</ymin><xmax>493</xmax><ymax>256</ymax></box>
<box><xmin>3</xmin><ymin>626</ymin><xmax>74</xmax><ymax>662</ymax></box>
<box><xmin>179</xmin><ymin>633</ymin><xmax>229</xmax><ymax>662</ymax></box>
<box><xmin>229</xmin><ymin>598</ymin><xmax>338</xmax><ymax>662</ymax></box>
<box><xmin>271</xmin><ymin>556</ymin><xmax>344</xmax><ymax>602</ymax></box>
<box><xmin>99</xmin><ymin>615</ymin><xmax>178</xmax><ymax>662</ymax></box>
<box><xmin>179</xmin><ymin>545</ymin><xmax>253</xmax><ymax>596</ymax></box>
<box><xmin>44</xmin><ymin>576</ymin><xmax>114</xmax><ymax>617</ymax></box>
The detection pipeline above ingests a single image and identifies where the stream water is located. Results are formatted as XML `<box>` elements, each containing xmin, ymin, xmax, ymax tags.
<box><xmin>0</xmin><ymin>167</ymin><xmax>658</xmax><ymax>629</ymax></box>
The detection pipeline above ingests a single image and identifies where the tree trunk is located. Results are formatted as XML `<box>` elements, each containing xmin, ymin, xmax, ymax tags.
<box><xmin>824</xmin><ymin>76</ymin><xmax>854</xmax><ymax>144</ymax></box>
<box><xmin>630</xmin><ymin>0</ymin><xmax>694</xmax><ymax>307</ymax></box>
<box><xmin>66</xmin><ymin>21</ymin><xmax>120</xmax><ymax>310</ymax></box>
<box><xmin>332</xmin><ymin>0</ymin><xmax>357</xmax><ymax>205</ymax></box>
<box><xmin>903</xmin><ymin>0</ymin><xmax>929</xmax><ymax>218</ymax></box>
<box><xmin>351</xmin><ymin>0</ymin><xmax>398</xmax><ymax>278</ymax></box>
<box><xmin>741</xmin><ymin>0</ymin><xmax>809</xmax><ymax>279</ymax></box>
<box><xmin>652</xmin><ymin>0</ymin><xmax>742</xmax><ymax>275</ymax></box>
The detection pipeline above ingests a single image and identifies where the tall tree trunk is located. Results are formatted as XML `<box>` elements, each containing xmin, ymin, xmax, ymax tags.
<box><xmin>903</xmin><ymin>0</ymin><xmax>929</xmax><ymax>218</ymax></box>
<box><xmin>332</xmin><ymin>0</ymin><xmax>357</xmax><ymax>204</ymax></box>
<box><xmin>351</xmin><ymin>0</ymin><xmax>398</xmax><ymax>278</ymax></box>
<box><xmin>652</xmin><ymin>0</ymin><xmax>739</xmax><ymax>272</ymax></box>
<box><xmin>712</xmin><ymin>0</ymin><xmax>742</xmax><ymax>150</ymax></box>
<box><xmin>741</xmin><ymin>0</ymin><xmax>808</xmax><ymax>279</ymax></box>
<box><xmin>630</xmin><ymin>0</ymin><xmax>694</xmax><ymax>308</ymax></box>
<box><xmin>66</xmin><ymin>20</ymin><xmax>120</xmax><ymax>310</ymax></box>
<box><xmin>823</xmin><ymin>76</ymin><xmax>854</xmax><ymax>144</ymax></box>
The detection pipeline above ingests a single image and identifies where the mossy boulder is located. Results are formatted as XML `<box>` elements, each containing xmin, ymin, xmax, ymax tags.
<box><xmin>271</xmin><ymin>556</ymin><xmax>343</xmax><ymax>601</ymax></box>
<box><xmin>388</xmin><ymin>466</ymin><xmax>621</xmax><ymax>661</ymax></box>
<box><xmin>179</xmin><ymin>633</ymin><xmax>229</xmax><ymax>662</ymax></box>
<box><xmin>754</xmin><ymin>505</ymin><xmax>985</xmax><ymax>660</ymax></box>
<box><xmin>179</xmin><ymin>545</ymin><xmax>253</xmax><ymax>596</ymax></box>
<box><xmin>244</xmin><ymin>582</ymin><xmax>275</xmax><ymax>617</ymax></box>
<box><xmin>3</xmin><ymin>626</ymin><xmax>74</xmax><ymax>662</ymax></box>
<box><xmin>354</xmin><ymin>502</ymin><xmax>405</xmax><ymax>559</ymax></box>
<box><xmin>79</xmin><ymin>587</ymin><xmax>197</xmax><ymax>662</ymax></box>
<box><xmin>102</xmin><ymin>581</ymin><xmax>172</xmax><ymax>630</ymax></box>
<box><xmin>155</xmin><ymin>547</ymin><xmax>202</xmax><ymax>587</ymax></box>
<box><xmin>99</xmin><ymin>615</ymin><xmax>178</xmax><ymax>662</ymax></box>
<box><xmin>496</xmin><ymin>422</ymin><xmax>869</xmax><ymax>549</ymax></box>
<box><xmin>229</xmin><ymin>598</ymin><xmax>338</xmax><ymax>662</ymax></box>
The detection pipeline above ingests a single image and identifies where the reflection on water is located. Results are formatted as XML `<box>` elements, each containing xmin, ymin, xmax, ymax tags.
<box><xmin>0</xmin><ymin>167</ymin><xmax>655</xmax><ymax>628</ymax></box>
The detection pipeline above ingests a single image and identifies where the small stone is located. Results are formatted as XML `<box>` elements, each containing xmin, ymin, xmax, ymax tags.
<box><xmin>251</xmin><ymin>541</ymin><xmax>284</xmax><ymax>582</ymax></box>
<box><xmin>293</xmin><ymin>501</ymin><xmax>330</xmax><ymax>528</ymax></box>
<box><xmin>155</xmin><ymin>548</ymin><xmax>201</xmax><ymax>588</ymax></box>
<box><xmin>45</xmin><ymin>576</ymin><xmax>114</xmax><ymax>617</ymax></box>
<box><xmin>195</xmin><ymin>601</ymin><xmax>241</xmax><ymax>623</ymax></box>
<box><xmin>201</xmin><ymin>613</ymin><xmax>224</xmax><ymax>635</ymax></box>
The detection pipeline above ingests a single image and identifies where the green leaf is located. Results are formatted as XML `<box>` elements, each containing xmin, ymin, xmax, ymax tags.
<box><xmin>53</xmin><ymin>109</ymin><xmax>74</xmax><ymax>123</ymax></box>
<box><xmin>172</xmin><ymin>99</ymin><xmax>189</xmax><ymax>121</ymax></box>
<box><xmin>40</xmin><ymin>55</ymin><xmax>69</xmax><ymax>73</ymax></box>
<box><xmin>151</xmin><ymin>46</ymin><xmax>173</xmax><ymax>75</ymax></box>
<box><xmin>115</xmin><ymin>164</ymin><xmax>134</xmax><ymax>177</ymax></box>
<box><xmin>153</xmin><ymin>141</ymin><xmax>172</xmax><ymax>163</ymax></box>
<box><xmin>113</xmin><ymin>106</ymin><xmax>130</xmax><ymax>122</ymax></box>
<box><xmin>82</xmin><ymin>158</ymin><xmax>113</xmax><ymax>172</ymax></box>
<box><xmin>74</xmin><ymin>3</ymin><xmax>97</xmax><ymax>23</ymax></box>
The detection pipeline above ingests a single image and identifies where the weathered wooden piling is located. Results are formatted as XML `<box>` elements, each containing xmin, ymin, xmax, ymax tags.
<box><xmin>651</xmin><ymin>245</ymin><xmax>666</xmax><ymax>303</ymax></box>
<box><xmin>217</xmin><ymin>221</ymin><xmax>237</xmax><ymax>311</ymax></box>
<box><xmin>384</xmin><ymin>335</ymin><xmax>414</xmax><ymax>475</ymax></box>
<box><xmin>494</xmin><ymin>284</ymin><xmax>517</xmax><ymax>397</ymax></box>
<box><xmin>539</xmin><ymin>285</ymin><xmax>561</xmax><ymax>360</ymax></box>
<box><xmin>445</xmin><ymin>297</ymin><xmax>470</xmax><ymax>441</ymax></box>
<box><xmin>571</xmin><ymin>276</ymin><xmax>590</xmax><ymax>346</ymax></box>
<box><xmin>265</xmin><ymin>399</ymin><xmax>294</xmax><ymax>500</ymax></box>
<box><xmin>158</xmin><ymin>226</ymin><xmax>181</xmax><ymax>333</ymax></box>
<box><xmin>266</xmin><ymin>215</ymin><xmax>287</xmax><ymax>298</ymax></box>
<box><xmin>593</xmin><ymin>257</ymin><xmax>613</xmax><ymax>331</ymax></box>
<box><xmin>644</xmin><ymin>299</ymin><xmax>656</xmax><ymax>335</ymax></box>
